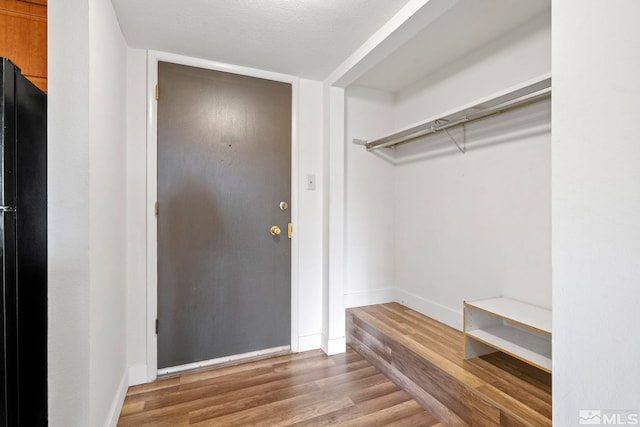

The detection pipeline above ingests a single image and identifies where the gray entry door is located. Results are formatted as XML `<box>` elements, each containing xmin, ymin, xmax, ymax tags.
<box><xmin>157</xmin><ymin>61</ymin><xmax>292</xmax><ymax>369</ymax></box>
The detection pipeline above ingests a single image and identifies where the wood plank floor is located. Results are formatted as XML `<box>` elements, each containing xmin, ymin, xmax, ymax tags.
<box><xmin>118</xmin><ymin>348</ymin><xmax>442</xmax><ymax>426</ymax></box>
<box><xmin>347</xmin><ymin>303</ymin><xmax>552</xmax><ymax>426</ymax></box>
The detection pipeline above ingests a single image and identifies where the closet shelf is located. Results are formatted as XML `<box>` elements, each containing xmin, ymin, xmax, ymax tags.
<box><xmin>463</xmin><ymin>297</ymin><xmax>552</xmax><ymax>373</ymax></box>
<box><xmin>353</xmin><ymin>74</ymin><xmax>551</xmax><ymax>152</ymax></box>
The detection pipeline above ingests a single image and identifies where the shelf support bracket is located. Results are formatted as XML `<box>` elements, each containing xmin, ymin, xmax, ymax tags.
<box><xmin>352</xmin><ymin>139</ymin><xmax>368</xmax><ymax>146</ymax></box>
<box><xmin>447</xmin><ymin>124</ymin><xmax>465</xmax><ymax>154</ymax></box>
<box><xmin>437</xmin><ymin>120</ymin><xmax>466</xmax><ymax>154</ymax></box>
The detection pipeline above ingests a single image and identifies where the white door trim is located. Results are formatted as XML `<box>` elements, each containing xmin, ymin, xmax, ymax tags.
<box><xmin>145</xmin><ymin>50</ymin><xmax>300</xmax><ymax>382</ymax></box>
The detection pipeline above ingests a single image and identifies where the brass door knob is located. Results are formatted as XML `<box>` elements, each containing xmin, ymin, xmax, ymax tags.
<box><xmin>270</xmin><ymin>225</ymin><xmax>281</xmax><ymax>236</ymax></box>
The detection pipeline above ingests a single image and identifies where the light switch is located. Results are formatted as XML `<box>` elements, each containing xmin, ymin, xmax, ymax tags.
<box><xmin>306</xmin><ymin>174</ymin><xmax>316</xmax><ymax>191</ymax></box>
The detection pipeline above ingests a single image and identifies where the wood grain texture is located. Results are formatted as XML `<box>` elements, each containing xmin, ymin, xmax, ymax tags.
<box><xmin>16</xmin><ymin>0</ymin><xmax>47</xmax><ymax>7</ymax></box>
<box><xmin>0</xmin><ymin>0</ymin><xmax>46</xmax><ymax>17</ymax></box>
<box><xmin>347</xmin><ymin>303</ymin><xmax>552</xmax><ymax>427</ymax></box>
<box><xmin>118</xmin><ymin>349</ymin><xmax>441</xmax><ymax>426</ymax></box>
<box><xmin>0</xmin><ymin>0</ymin><xmax>47</xmax><ymax>91</ymax></box>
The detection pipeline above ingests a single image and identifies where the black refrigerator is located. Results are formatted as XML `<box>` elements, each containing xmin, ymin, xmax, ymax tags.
<box><xmin>0</xmin><ymin>58</ymin><xmax>47</xmax><ymax>426</ymax></box>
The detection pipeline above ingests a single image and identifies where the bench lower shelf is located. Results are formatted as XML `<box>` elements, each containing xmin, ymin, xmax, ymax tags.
<box><xmin>464</xmin><ymin>297</ymin><xmax>552</xmax><ymax>374</ymax></box>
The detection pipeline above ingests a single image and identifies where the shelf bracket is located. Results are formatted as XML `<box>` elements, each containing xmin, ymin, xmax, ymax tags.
<box><xmin>438</xmin><ymin>120</ymin><xmax>466</xmax><ymax>154</ymax></box>
<box><xmin>352</xmin><ymin>139</ymin><xmax>368</xmax><ymax>146</ymax></box>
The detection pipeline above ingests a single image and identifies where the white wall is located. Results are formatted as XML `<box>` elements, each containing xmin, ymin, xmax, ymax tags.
<box><xmin>324</xmin><ymin>85</ymin><xmax>347</xmax><ymax>354</ymax></box>
<box><xmin>553</xmin><ymin>1</ymin><xmax>640</xmax><ymax>424</ymax></box>
<box><xmin>344</xmin><ymin>86</ymin><xmax>396</xmax><ymax>307</ymax></box>
<box><xmin>49</xmin><ymin>0</ymin><xmax>128</xmax><ymax>425</ymax></box>
<box><xmin>48</xmin><ymin>0</ymin><xmax>91</xmax><ymax>424</ymax></box>
<box><xmin>125</xmin><ymin>48</ymin><xmax>148</xmax><ymax>384</ymax></box>
<box><xmin>88</xmin><ymin>0</ymin><xmax>129</xmax><ymax>425</ymax></box>
<box><xmin>297</xmin><ymin>79</ymin><xmax>325</xmax><ymax>350</ymax></box>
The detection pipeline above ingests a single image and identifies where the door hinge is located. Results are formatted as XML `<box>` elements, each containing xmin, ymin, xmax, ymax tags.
<box><xmin>155</xmin><ymin>200</ymin><xmax>159</xmax><ymax>217</ymax></box>
<box><xmin>155</xmin><ymin>84</ymin><xmax>159</xmax><ymax>100</ymax></box>
<box><xmin>155</xmin><ymin>319</ymin><xmax>158</xmax><ymax>334</ymax></box>
<box><xmin>288</xmin><ymin>223</ymin><xmax>293</xmax><ymax>239</ymax></box>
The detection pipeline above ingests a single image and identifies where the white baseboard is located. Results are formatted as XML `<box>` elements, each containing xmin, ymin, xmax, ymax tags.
<box><xmin>322</xmin><ymin>335</ymin><xmax>346</xmax><ymax>356</ymax></box>
<box><xmin>104</xmin><ymin>369</ymin><xmax>128</xmax><ymax>427</ymax></box>
<box><xmin>344</xmin><ymin>288</ymin><xmax>396</xmax><ymax>308</ymax></box>
<box><xmin>395</xmin><ymin>289</ymin><xmax>463</xmax><ymax>331</ymax></box>
<box><xmin>128</xmin><ymin>363</ymin><xmax>148</xmax><ymax>386</ymax></box>
<box><xmin>297</xmin><ymin>333</ymin><xmax>322</xmax><ymax>352</ymax></box>
<box><xmin>157</xmin><ymin>345</ymin><xmax>290</xmax><ymax>376</ymax></box>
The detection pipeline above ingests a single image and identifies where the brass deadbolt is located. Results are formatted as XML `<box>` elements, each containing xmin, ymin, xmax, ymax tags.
<box><xmin>270</xmin><ymin>225</ymin><xmax>281</xmax><ymax>236</ymax></box>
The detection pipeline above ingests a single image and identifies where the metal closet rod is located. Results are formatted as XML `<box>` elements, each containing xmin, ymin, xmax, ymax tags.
<box><xmin>362</xmin><ymin>86</ymin><xmax>551</xmax><ymax>152</ymax></box>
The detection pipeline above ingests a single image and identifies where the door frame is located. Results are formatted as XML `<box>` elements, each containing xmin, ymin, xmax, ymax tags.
<box><xmin>145</xmin><ymin>50</ymin><xmax>300</xmax><ymax>381</ymax></box>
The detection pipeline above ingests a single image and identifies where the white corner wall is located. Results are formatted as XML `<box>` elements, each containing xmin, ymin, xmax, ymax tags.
<box><xmin>324</xmin><ymin>85</ymin><xmax>347</xmax><ymax>354</ymax></box>
<box><xmin>48</xmin><ymin>0</ymin><xmax>91</xmax><ymax>424</ymax></box>
<box><xmin>553</xmin><ymin>0</ymin><xmax>640</xmax><ymax>423</ymax></box>
<box><xmin>344</xmin><ymin>86</ymin><xmax>396</xmax><ymax>307</ymax></box>
<box><xmin>297</xmin><ymin>79</ymin><xmax>325</xmax><ymax>350</ymax></box>
<box><xmin>125</xmin><ymin>47</ymin><xmax>148</xmax><ymax>385</ymax></box>
<box><xmin>49</xmin><ymin>0</ymin><xmax>129</xmax><ymax>425</ymax></box>
<box><xmin>88</xmin><ymin>0</ymin><xmax>129</xmax><ymax>425</ymax></box>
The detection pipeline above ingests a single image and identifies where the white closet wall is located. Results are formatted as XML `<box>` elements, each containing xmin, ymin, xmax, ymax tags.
<box><xmin>394</xmin><ymin>12</ymin><xmax>551</xmax><ymax>328</ymax></box>
<box><xmin>394</xmin><ymin>101</ymin><xmax>551</xmax><ymax>328</ymax></box>
<box><xmin>343</xmin><ymin>4</ymin><xmax>551</xmax><ymax>329</ymax></box>
<box><xmin>344</xmin><ymin>87</ymin><xmax>396</xmax><ymax>307</ymax></box>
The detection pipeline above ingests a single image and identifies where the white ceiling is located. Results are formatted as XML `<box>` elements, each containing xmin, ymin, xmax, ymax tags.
<box><xmin>111</xmin><ymin>0</ymin><xmax>412</xmax><ymax>81</ymax></box>
<box><xmin>354</xmin><ymin>0</ymin><xmax>551</xmax><ymax>92</ymax></box>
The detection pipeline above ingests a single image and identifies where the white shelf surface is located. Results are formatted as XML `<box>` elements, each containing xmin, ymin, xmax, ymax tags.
<box><xmin>465</xmin><ymin>297</ymin><xmax>551</xmax><ymax>334</ymax></box>
<box><xmin>467</xmin><ymin>325</ymin><xmax>551</xmax><ymax>372</ymax></box>
<box><xmin>466</xmin><ymin>325</ymin><xmax>552</xmax><ymax>372</ymax></box>
<box><xmin>357</xmin><ymin>73</ymin><xmax>551</xmax><ymax>151</ymax></box>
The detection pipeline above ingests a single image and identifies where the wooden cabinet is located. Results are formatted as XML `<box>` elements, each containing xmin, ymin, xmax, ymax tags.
<box><xmin>464</xmin><ymin>297</ymin><xmax>552</xmax><ymax>373</ymax></box>
<box><xmin>0</xmin><ymin>0</ymin><xmax>47</xmax><ymax>91</ymax></box>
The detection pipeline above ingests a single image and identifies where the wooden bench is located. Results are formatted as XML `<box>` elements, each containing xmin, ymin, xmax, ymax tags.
<box><xmin>346</xmin><ymin>303</ymin><xmax>551</xmax><ymax>426</ymax></box>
